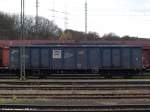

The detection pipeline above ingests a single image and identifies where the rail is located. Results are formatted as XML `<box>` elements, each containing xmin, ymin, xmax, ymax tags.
<box><xmin>1</xmin><ymin>104</ymin><xmax>150</xmax><ymax>112</ymax></box>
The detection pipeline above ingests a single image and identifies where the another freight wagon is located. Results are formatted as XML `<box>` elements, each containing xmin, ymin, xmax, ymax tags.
<box><xmin>9</xmin><ymin>44</ymin><xmax>142</xmax><ymax>77</ymax></box>
<box><xmin>0</xmin><ymin>46</ymin><xmax>9</xmax><ymax>68</ymax></box>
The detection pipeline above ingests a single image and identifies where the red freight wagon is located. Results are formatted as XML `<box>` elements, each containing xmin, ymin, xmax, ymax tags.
<box><xmin>2</xmin><ymin>46</ymin><xmax>9</xmax><ymax>67</ymax></box>
<box><xmin>142</xmin><ymin>49</ymin><xmax>150</xmax><ymax>68</ymax></box>
<box><xmin>0</xmin><ymin>46</ymin><xmax>9</xmax><ymax>68</ymax></box>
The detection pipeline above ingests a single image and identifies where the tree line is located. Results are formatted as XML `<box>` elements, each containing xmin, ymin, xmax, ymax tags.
<box><xmin>0</xmin><ymin>12</ymin><xmax>143</xmax><ymax>41</ymax></box>
<box><xmin>0</xmin><ymin>12</ymin><xmax>62</xmax><ymax>40</ymax></box>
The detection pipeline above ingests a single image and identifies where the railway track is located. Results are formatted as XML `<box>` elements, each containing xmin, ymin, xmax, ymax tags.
<box><xmin>1</xmin><ymin>104</ymin><xmax>150</xmax><ymax>112</ymax></box>
<box><xmin>1</xmin><ymin>93</ymin><xmax>150</xmax><ymax>99</ymax></box>
<box><xmin>1</xmin><ymin>84</ymin><xmax>150</xmax><ymax>90</ymax></box>
<box><xmin>1</xmin><ymin>79</ymin><xmax>150</xmax><ymax>90</ymax></box>
<box><xmin>1</xmin><ymin>79</ymin><xmax>150</xmax><ymax>84</ymax></box>
<box><xmin>0</xmin><ymin>79</ymin><xmax>150</xmax><ymax>100</ymax></box>
<box><xmin>0</xmin><ymin>73</ymin><xmax>150</xmax><ymax>79</ymax></box>
<box><xmin>1</xmin><ymin>78</ymin><xmax>150</xmax><ymax>111</ymax></box>
<box><xmin>0</xmin><ymin>74</ymin><xmax>102</xmax><ymax>79</ymax></box>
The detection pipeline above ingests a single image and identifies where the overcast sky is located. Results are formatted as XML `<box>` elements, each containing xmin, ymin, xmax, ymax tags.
<box><xmin>0</xmin><ymin>0</ymin><xmax>150</xmax><ymax>38</ymax></box>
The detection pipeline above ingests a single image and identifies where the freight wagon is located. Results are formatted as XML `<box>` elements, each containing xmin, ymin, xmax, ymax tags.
<box><xmin>9</xmin><ymin>44</ymin><xmax>142</xmax><ymax>77</ymax></box>
<box><xmin>0</xmin><ymin>46</ymin><xmax>9</xmax><ymax>67</ymax></box>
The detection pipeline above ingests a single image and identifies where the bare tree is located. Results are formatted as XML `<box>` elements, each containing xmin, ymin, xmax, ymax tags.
<box><xmin>0</xmin><ymin>12</ymin><xmax>62</xmax><ymax>40</ymax></box>
<box><xmin>0</xmin><ymin>12</ymin><xmax>17</xmax><ymax>39</ymax></box>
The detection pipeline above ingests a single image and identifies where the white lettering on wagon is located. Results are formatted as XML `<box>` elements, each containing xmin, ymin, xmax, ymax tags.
<box><xmin>52</xmin><ymin>50</ymin><xmax>62</xmax><ymax>59</ymax></box>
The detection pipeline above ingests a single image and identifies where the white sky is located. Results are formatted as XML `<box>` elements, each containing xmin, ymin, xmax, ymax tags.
<box><xmin>0</xmin><ymin>0</ymin><xmax>150</xmax><ymax>38</ymax></box>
